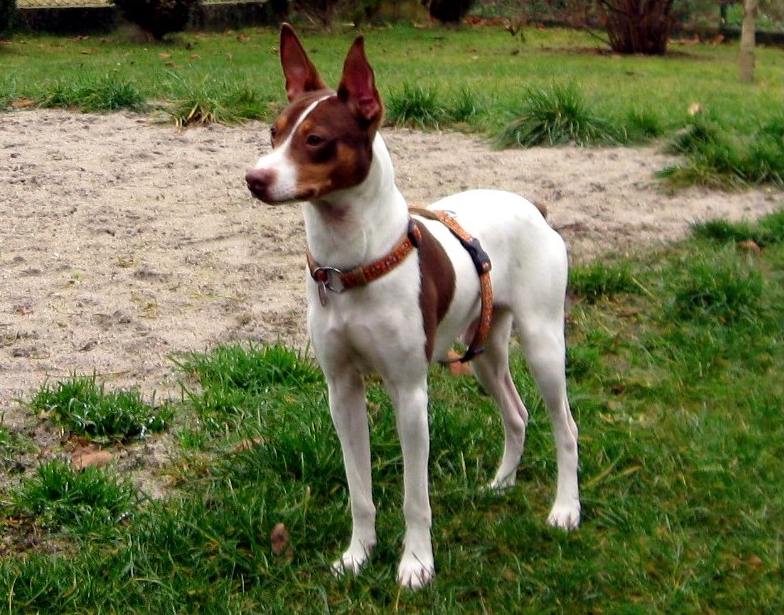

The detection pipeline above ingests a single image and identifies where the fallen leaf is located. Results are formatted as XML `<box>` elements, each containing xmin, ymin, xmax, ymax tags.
<box><xmin>159</xmin><ymin>52</ymin><xmax>171</xmax><ymax>59</ymax></box>
<box><xmin>270</xmin><ymin>522</ymin><xmax>292</xmax><ymax>557</ymax></box>
<box><xmin>747</xmin><ymin>554</ymin><xmax>764</xmax><ymax>569</ymax></box>
<box><xmin>234</xmin><ymin>436</ymin><xmax>264</xmax><ymax>452</ymax></box>
<box><xmin>72</xmin><ymin>448</ymin><xmax>114</xmax><ymax>470</ymax></box>
<box><xmin>11</xmin><ymin>97</ymin><xmax>36</xmax><ymax>109</ymax></box>
<box><xmin>688</xmin><ymin>102</ymin><xmax>702</xmax><ymax>116</ymax></box>
<box><xmin>737</xmin><ymin>239</ymin><xmax>761</xmax><ymax>255</ymax></box>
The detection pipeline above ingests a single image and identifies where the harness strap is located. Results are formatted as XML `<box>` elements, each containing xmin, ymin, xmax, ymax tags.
<box><xmin>305</xmin><ymin>208</ymin><xmax>494</xmax><ymax>364</ymax></box>
<box><xmin>409</xmin><ymin>207</ymin><xmax>493</xmax><ymax>364</ymax></box>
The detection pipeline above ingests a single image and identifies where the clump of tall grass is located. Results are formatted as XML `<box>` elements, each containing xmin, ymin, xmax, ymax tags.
<box><xmin>13</xmin><ymin>460</ymin><xmax>134</xmax><ymax>532</ymax></box>
<box><xmin>569</xmin><ymin>262</ymin><xmax>639</xmax><ymax>303</ymax></box>
<box><xmin>30</xmin><ymin>376</ymin><xmax>173</xmax><ymax>442</ymax></box>
<box><xmin>668</xmin><ymin>249</ymin><xmax>763</xmax><ymax>323</ymax></box>
<box><xmin>166</xmin><ymin>75</ymin><xmax>271</xmax><ymax>127</ymax></box>
<box><xmin>386</xmin><ymin>84</ymin><xmax>484</xmax><ymax>129</ymax></box>
<box><xmin>691</xmin><ymin>209</ymin><xmax>784</xmax><ymax>248</ymax></box>
<box><xmin>660</xmin><ymin>115</ymin><xmax>784</xmax><ymax>188</ymax></box>
<box><xmin>38</xmin><ymin>74</ymin><xmax>145</xmax><ymax>112</ymax></box>
<box><xmin>622</xmin><ymin>108</ymin><xmax>664</xmax><ymax>143</ymax></box>
<box><xmin>175</xmin><ymin>343</ymin><xmax>321</xmax><ymax>420</ymax></box>
<box><xmin>496</xmin><ymin>83</ymin><xmax>617</xmax><ymax>148</ymax></box>
<box><xmin>386</xmin><ymin>83</ymin><xmax>445</xmax><ymax>128</ymax></box>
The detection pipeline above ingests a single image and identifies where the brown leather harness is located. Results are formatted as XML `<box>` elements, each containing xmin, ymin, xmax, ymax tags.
<box><xmin>306</xmin><ymin>209</ymin><xmax>493</xmax><ymax>363</ymax></box>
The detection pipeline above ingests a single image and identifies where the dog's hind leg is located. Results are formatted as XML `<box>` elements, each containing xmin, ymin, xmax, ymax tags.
<box><xmin>472</xmin><ymin>308</ymin><xmax>529</xmax><ymax>491</ymax></box>
<box><xmin>517</xmin><ymin>315</ymin><xmax>580</xmax><ymax>530</ymax></box>
<box><xmin>326</xmin><ymin>369</ymin><xmax>377</xmax><ymax>575</ymax></box>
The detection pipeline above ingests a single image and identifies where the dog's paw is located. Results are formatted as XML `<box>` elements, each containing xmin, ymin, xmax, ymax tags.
<box><xmin>397</xmin><ymin>553</ymin><xmax>435</xmax><ymax>590</ymax></box>
<box><xmin>547</xmin><ymin>501</ymin><xmax>580</xmax><ymax>531</ymax></box>
<box><xmin>487</xmin><ymin>473</ymin><xmax>516</xmax><ymax>492</ymax></box>
<box><xmin>331</xmin><ymin>542</ymin><xmax>374</xmax><ymax>577</ymax></box>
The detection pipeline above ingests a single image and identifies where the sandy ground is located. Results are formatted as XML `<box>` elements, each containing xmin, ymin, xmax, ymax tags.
<box><xmin>1</xmin><ymin>109</ymin><xmax>781</xmax><ymax>433</ymax></box>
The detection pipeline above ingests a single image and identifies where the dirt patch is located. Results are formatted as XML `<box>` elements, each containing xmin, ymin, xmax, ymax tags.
<box><xmin>1</xmin><ymin>108</ymin><xmax>780</xmax><ymax>432</ymax></box>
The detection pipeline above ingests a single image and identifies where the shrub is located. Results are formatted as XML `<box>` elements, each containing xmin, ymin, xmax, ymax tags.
<box><xmin>496</xmin><ymin>83</ymin><xmax>616</xmax><ymax>148</ymax></box>
<box><xmin>423</xmin><ymin>0</ymin><xmax>477</xmax><ymax>23</ymax></box>
<box><xmin>598</xmin><ymin>0</ymin><xmax>675</xmax><ymax>55</ymax></box>
<box><xmin>113</xmin><ymin>0</ymin><xmax>198</xmax><ymax>41</ymax></box>
<box><xmin>0</xmin><ymin>0</ymin><xmax>15</xmax><ymax>36</ymax></box>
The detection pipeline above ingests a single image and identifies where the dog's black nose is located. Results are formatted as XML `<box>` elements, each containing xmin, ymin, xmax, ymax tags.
<box><xmin>245</xmin><ymin>168</ymin><xmax>275</xmax><ymax>200</ymax></box>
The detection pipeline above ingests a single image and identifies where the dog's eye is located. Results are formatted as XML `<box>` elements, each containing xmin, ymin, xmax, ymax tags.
<box><xmin>306</xmin><ymin>134</ymin><xmax>325</xmax><ymax>147</ymax></box>
<box><xmin>270</xmin><ymin>126</ymin><xmax>278</xmax><ymax>142</ymax></box>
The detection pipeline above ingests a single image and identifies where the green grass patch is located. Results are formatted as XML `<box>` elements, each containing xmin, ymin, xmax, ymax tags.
<box><xmin>569</xmin><ymin>261</ymin><xmax>640</xmax><ymax>302</ymax></box>
<box><xmin>175</xmin><ymin>343</ymin><xmax>321</xmax><ymax>428</ymax></box>
<box><xmin>38</xmin><ymin>74</ymin><xmax>145</xmax><ymax>113</ymax></box>
<box><xmin>690</xmin><ymin>211</ymin><xmax>784</xmax><ymax>248</ymax></box>
<box><xmin>166</xmin><ymin>76</ymin><xmax>274</xmax><ymax>127</ymax></box>
<box><xmin>13</xmin><ymin>460</ymin><xmax>135</xmax><ymax>533</ymax></box>
<box><xmin>496</xmin><ymin>82</ymin><xmax>617</xmax><ymax>147</ymax></box>
<box><xmin>29</xmin><ymin>376</ymin><xmax>173</xmax><ymax>442</ymax></box>
<box><xmin>667</xmin><ymin>247</ymin><xmax>764</xmax><ymax>323</ymax></box>
<box><xmin>385</xmin><ymin>82</ymin><xmax>445</xmax><ymax>128</ymax></box>
<box><xmin>661</xmin><ymin>115</ymin><xmax>784</xmax><ymax>188</ymax></box>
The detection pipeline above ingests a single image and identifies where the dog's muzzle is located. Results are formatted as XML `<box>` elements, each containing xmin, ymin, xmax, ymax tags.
<box><xmin>245</xmin><ymin>168</ymin><xmax>277</xmax><ymax>201</ymax></box>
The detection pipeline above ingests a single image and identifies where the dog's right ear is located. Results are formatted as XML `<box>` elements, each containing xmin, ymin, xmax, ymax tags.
<box><xmin>280</xmin><ymin>23</ymin><xmax>327</xmax><ymax>102</ymax></box>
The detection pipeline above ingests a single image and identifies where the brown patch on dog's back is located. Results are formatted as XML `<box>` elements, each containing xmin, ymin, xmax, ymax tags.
<box><xmin>415</xmin><ymin>221</ymin><xmax>455</xmax><ymax>361</ymax></box>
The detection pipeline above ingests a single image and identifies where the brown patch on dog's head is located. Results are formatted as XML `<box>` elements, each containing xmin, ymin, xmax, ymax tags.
<box><xmin>252</xmin><ymin>25</ymin><xmax>386</xmax><ymax>203</ymax></box>
<box><xmin>282</xmin><ymin>96</ymin><xmax>377</xmax><ymax>200</ymax></box>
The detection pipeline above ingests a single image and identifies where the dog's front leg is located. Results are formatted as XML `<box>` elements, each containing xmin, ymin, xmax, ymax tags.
<box><xmin>327</xmin><ymin>370</ymin><xmax>377</xmax><ymax>576</ymax></box>
<box><xmin>389</xmin><ymin>379</ymin><xmax>435</xmax><ymax>589</ymax></box>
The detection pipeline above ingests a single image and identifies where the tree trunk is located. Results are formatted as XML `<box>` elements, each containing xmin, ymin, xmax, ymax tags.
<box><xmin>739</xmin><ymin>0</ymin><xmax>758</xmax><ymax>82</ymax></box>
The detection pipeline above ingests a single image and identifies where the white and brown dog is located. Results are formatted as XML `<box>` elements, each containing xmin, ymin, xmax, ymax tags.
<box><xmin>246</xmin><ymin>25</ymin><xmax>580</xmax><ymax>589</ymax></box>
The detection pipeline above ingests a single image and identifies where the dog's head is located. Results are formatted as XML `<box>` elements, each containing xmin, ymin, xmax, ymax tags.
<box><xmin>246</xmin><ymin>25</ymin><xmax>383</xmax><ymax>204</ymax></box>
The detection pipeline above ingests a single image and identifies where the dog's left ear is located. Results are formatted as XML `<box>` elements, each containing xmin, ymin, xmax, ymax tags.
<box><xmin>338</xmin><ymin>37</ymin><xmax>383</xmax><ymax>127</ymax></box>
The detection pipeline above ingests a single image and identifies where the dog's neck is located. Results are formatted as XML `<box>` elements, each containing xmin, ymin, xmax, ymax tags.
<box><xmin>303</xmin><ymin>133</ymin><xmax>409</xmax><ymax>270</ymax></box>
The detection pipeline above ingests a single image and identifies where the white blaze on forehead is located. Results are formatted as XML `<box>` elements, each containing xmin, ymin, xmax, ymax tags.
<box><xmin>253</xmin><ymin>94</ymin><xmax>334</xmax><ymax>201</ymax></box>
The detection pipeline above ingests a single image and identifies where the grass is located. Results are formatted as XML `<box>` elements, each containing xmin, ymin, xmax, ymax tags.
<box><xmin>569</xmin><ymin>261</ymin><xmax>640</xmax><ymax>303</ymax></box>
<box><xmin>496</xmin><ymin>82</ymin><xmax>618</xmax><ymax>147</ymax></box>
<box><xmin>38</xmin><ymin>74</ymin><xmax>145</xmax><ymax>112</ymax></box>
<box><xmin>1</xmin><ymin>25</ymin><xmax>783</xmax><ymax>184</ymax></box>
<box><xmin>1</xmin><ymin>210</ymin><xmax>783</xmax><ymax>611</ymax></box>
<box><xmin>29</xmin><ymin>375</ymin><xmax>173</xmax><ymax>442</ymax></box>
<box><xmin>691</xmin><ymin>209</ymin><xmax>784</xmax><ymax>247</ymax></box>
<box><xmin>660</xmin><ymin>114</ymin><xmax>784</xmax><ymax>188</ymax></box>
<box><xmin>13</xmin><ymin>460</ymin><xmax>135</xmax><ymax>533</ymax></box>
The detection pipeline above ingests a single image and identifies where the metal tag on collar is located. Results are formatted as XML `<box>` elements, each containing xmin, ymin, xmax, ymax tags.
<box><xmin>313</xmin><ymin>266</ymin><xmax>344</xmax><ymax>306</ymax></box>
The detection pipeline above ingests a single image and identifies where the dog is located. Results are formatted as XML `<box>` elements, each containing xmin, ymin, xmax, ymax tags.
<box><xmin>245</xmin><ymin>24</ymin><xmax>580</xmax><ymax>589</ymax></box>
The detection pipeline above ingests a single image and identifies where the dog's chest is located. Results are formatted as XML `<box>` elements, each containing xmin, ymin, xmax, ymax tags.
<box><xmin>306</xmin><ymin>257</ymin><xmax>430</xmax><ymax>371</ymax></box>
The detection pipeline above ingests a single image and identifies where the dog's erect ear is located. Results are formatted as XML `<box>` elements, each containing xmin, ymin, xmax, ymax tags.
<box><xmin>337</xmin><ymin>37</ymin><xmax>383</xmax><ymax>126</ymax></box>
<box><xmin>280</xmin><ymin>23</ymin><xmax>327</xmax><ymax>102</ymax></box>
